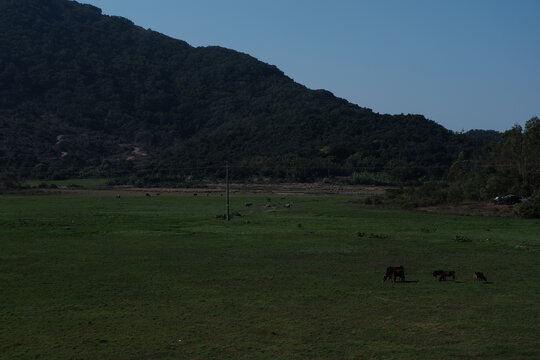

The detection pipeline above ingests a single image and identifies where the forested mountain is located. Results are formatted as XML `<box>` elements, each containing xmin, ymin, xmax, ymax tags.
<box><xmin>0</xmin><ymin>0</ymin><xmax>498</xmax><ymax>183</ymax></box>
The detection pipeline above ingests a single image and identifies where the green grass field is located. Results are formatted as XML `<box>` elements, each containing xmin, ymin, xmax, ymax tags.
<box><xmin>1</xmin><ymin>192</ymin><xmax>538</xmax><ymax>359</ymax></box>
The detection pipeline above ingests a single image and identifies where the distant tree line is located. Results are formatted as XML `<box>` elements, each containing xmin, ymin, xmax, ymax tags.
<box><xmin>380</xmin><ymin>117</ymin><xmax>540</xmax><ymax>218</ymax></box>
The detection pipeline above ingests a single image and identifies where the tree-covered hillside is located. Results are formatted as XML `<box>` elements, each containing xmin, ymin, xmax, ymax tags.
<box><xmin>0</xmin><ymin>0</ymin><xmax>497</xmax><ymax>183</ymax></box>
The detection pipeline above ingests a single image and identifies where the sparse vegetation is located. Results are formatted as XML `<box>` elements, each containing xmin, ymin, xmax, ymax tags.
<box><xmin>351</xmin><ymin>171</ymin><xmax>395</xmax><ymax>185</ymax></box>
<box><xmin>454</xmin><ymin>234</ymin><xmax>473</xmax><ymax>242</ymax></box>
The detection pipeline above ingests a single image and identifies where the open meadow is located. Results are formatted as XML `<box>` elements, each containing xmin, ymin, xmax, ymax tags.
<box><xmin>1</xmin><ymin>191</ymin><xmax>539</xmax><ymax>359</ymax></box>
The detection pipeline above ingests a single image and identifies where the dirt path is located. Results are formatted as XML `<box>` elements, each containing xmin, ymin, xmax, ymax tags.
<box><xmin>116</xmin><ymin>183</ymin><xmax>391</xmax><ymax>196</ymax></box>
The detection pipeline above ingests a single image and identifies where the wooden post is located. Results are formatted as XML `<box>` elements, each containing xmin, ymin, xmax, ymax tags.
<box><xmin>226</xmin><ymin>162</ymin><xmax>230</xmax><ymax>221</ymax></box>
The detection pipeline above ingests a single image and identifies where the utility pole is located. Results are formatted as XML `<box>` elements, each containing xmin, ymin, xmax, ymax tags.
<box><xmin>226</xmin><ymin>161</ymin><xmax>230</xmax><ymax>221</ymax></box>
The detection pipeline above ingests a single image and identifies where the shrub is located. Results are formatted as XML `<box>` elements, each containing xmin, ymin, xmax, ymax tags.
<box><xmin>454</xmin><ymin>235</ymin><xmax>472</xmax><ymax>242</ymax></box>
<box><xmin>514</xmin><ymin>191</ymin><xmax>540</xmax><ymax>219</ymax></box>
<box><xmin>352</xmin><ymin>171</ymin><xmax>395</xmax><ymax>185</ymax></box>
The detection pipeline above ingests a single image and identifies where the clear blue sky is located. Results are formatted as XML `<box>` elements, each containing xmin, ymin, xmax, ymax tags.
<box><xmin>79</xmin><ymin>0</ymin><xmax>539</xmax><ymax>132</ymax></box>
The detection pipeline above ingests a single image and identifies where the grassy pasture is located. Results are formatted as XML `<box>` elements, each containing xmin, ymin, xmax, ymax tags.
<box><xmin>0</xmin><ymin>192</ymin><xmax>538</xmax><ymax>359</ymax></box>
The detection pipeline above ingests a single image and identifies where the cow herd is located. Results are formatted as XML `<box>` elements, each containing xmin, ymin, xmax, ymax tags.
<box><xmin>383</xmin><ymin>266</ymin><xmax>489</xmax><ymax>283</ymax></box>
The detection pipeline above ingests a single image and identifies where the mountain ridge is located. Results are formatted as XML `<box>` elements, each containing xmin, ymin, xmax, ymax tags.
<box><xmin>0</xmin><ymin>0</ymin><xmax>498</xmax><ymax>183</ymax></box>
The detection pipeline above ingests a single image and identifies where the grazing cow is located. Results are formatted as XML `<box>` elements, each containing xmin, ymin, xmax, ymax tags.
<box><xmin>438</xmin><ymin>270</ymin><xmax>455</xmax><ymax>281</ymax></box>
<box><xmin>473</xmin><ymin>271</ymin><xmax>488</xmax><ymax>282</ymax></box>
<box><xmin>391</xmin><ymin>269</ymin><xmax>405</xmax><ymax>282</ymax></box>
<box><xmin>383</xmin><ymin>265</ymin><xmax>405</xmax><ymax>283</ymax></box>
<box><xmin>432</xmin><ymin>270</ymin><xmax>444</xmax><ymax>279</ymax></box>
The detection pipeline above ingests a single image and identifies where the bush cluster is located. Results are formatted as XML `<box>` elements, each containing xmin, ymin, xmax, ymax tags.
<box><xmin>514</xmin><ymin>191</ymin><xmax>540</xmax><ymax>219</ymax></box>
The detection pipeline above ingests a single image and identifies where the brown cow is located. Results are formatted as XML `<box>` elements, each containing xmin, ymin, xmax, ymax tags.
<box><xmin>383</xmin><ymin>266</ymin><xmax>405</xmax><ymax>283</ymax></box>
<box><xmin>473</xmin><ymin>271</ymin><xmax>488</xmax><ymax>282</ymax></box>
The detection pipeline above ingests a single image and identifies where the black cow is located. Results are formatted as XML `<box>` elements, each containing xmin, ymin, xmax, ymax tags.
<box><xmin>438</xmin><ymin>270</ymin><xmax>455</xmax><ymax>281</ymax></box>
<box><xmin>473</xmin><ymin>271</ymin><xmax>488</xmax><ymax>282</ymax></box>
<box><xmin>432</xmin><ymin>270</ymin><xmax>444</xmax><ymax>279</ymax></box>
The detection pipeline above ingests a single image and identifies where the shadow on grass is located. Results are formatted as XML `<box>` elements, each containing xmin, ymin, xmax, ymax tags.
<box><xmin>429</xmin><ymin>280</ymin><xmax>494</xmax><ymax>284</ymax></box>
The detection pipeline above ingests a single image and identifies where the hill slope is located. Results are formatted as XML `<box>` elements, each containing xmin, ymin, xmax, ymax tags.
<box><xmin>0</xmin><ymin>0</ymin><xmax>493</xmax><ymax>183</ymax></box>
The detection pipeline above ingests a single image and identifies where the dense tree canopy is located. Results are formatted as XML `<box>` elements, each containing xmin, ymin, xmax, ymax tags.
<box><xmin>0</xmin><ymin>0</ymin><xmax>500</xmax><ymax>183</ymax></box>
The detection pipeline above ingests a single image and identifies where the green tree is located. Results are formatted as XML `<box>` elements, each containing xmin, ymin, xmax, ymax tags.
<box><xmin>523</xmin><ymin>116</ymin><xmax>540</xmax><ymax>192</ymax></box>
